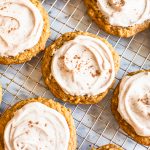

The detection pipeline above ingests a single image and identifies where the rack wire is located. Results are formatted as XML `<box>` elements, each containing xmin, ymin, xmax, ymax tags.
<box><xmin>0</xmin><ymin>0</ymin><xmax>150</xmax><ymax>149</ymax></box>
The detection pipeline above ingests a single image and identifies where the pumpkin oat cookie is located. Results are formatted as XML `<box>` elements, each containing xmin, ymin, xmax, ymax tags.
<box><xmin>84</xmin><ymin>0</ymin><xmax>150</xmax><ymax>38</ymax></box>
<box><xmin>111</xmin><ymin>70</ymin><xmax>150</xmax><ymax>146</ymax></box>
<box><xmin>0</xmin><ymin>0</ymin><xmax>50</xmax><ymax>65</ymax></box>
<box><xmin>0</xmin><ymin>97</ymin><xmax>77</xmax><ymax>150</ymax></box>
<box><xmin>42</xmin><ymin>31</ymin><xmax>120</xmax><ymax>104</ymax></box>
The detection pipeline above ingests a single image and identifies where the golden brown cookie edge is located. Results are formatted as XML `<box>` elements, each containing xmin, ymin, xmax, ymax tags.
<box><xmin>92</xmin><ymin>144</ymin><xmax>123</xmax><ymax>150</ymax></box>
<box><xmin>0</xmin><ymin>83</ymin><xmax>2</xmax><ymax>104</ymax></box>
<box><xmin>0</xmin><ymin>97</ymin><xmax>77</xmax><ymax>150</ymax></box>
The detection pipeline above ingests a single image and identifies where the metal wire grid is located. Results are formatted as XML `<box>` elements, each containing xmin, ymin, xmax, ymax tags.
<box><xmin>0</xmin><ymin>0</ymin><xmax>150</xmax><ymax>149</ymax></box>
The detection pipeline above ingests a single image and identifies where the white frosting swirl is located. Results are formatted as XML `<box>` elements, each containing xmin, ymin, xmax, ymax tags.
<box><xmin>4</xmin><ymin>102</ymin><xmax>70</xmax><ymax>150</ymax></box>
<box><xmin>51</xmin><ymin>35</ymin><xmax>115</xmax><ymax>96</ymax></box>
<box><xmin>97</xmin><ymin>0</ymin><xmax>150</xmax><ymax>27</ymax></box>
<box><xmin>118</xmin><ymin>72</ymin><xmax>150</xmax><ymax>136</ymax></box>
<box><xmin>0</xmin><ymin>0</ymin><xmax>43</xmax><ymax>57</ymax></box>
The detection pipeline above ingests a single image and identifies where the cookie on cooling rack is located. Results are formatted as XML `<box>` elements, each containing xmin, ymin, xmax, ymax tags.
<box><xmin>42</xmin><ymin>31</ymin><xmax>120</xmax><ymax>104</ymax></box>
<box><xmin>0</xmin><ymin>0</ymin><xmax>50</xmax><ymax>65</ymax></box>
<box><xmin>84</xmin><ymin>0</ymin><xmax>150</xmax><ymax>37</ymax></box>
<box><xmin>0</xmin><ymin>97</ymin><xmax>76</xmax><ymax>150</ymax></box>
<box><xmin>92</xmin><ymin>144</ymin><xmax>123</xmax><ymax>150</ymax></box>
<box><xmin>112</xmin><ymin>70</ymin><xmax>150</xmax><ymax>145</ymax></box>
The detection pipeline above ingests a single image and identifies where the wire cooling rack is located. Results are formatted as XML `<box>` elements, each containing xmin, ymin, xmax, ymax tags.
<box><xmin>0</xmin><ymin>0</ymin><xmax>150</xmax><ymax>149</ymax></box>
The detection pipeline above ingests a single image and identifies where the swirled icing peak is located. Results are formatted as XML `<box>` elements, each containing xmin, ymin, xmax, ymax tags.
<box><xmin>4</xmin><ymin>102</ymin><xmax>70</xmax><ymax>150</ymax></box>
<box><xmin>118</xmin><ymin>72</ymin><xmax>150</xmax><ymax>136</ymax></box>
<box><xmin>97</xmin><ymin>0</ymin><xmax>150</xmax><ymax>27</ymax></box>
<box><xmin>0</xmin><ymin>0</ymin><xmax>43</xmax><ymax>57</ymax></box>
<box><xmin>51</xmin><ymin>35</ymin><xmax>115</xmax><ymax>96</ymax></box>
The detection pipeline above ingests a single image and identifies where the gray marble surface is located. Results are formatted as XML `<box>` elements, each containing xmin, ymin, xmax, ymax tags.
<box><xmin>0</xmin><ymin>0</ymin><xmax>150</xmax><ymax>149</ymax></box>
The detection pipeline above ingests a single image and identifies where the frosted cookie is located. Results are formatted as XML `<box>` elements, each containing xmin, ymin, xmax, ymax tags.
<box><xmin>112</xmin><ymin>70</ymin><xmax>150</xmax><ymax>145</ymax></box>
<box><xmin>84</xmin><ymin>0</ymin><xmax>150</xmax><ymax>37</ymax></box>
<box><xmin>42</xmin><ymin>32</ymin><xmax>120</xmax><ymax>104</ymax></box>
<box><xmin>0</xmin><ymin>98</ymin><xmax>76</xmax><ymax>150</ymax></box>
<box><xmin>0</xmin><ymin>0</ymin><xmax>50</xmax><ymax>64</ymax></box>
<box><xmin>92</xmin><ymin>144</ymin><xmax>123</xmax><ymax>150</ymax></box>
